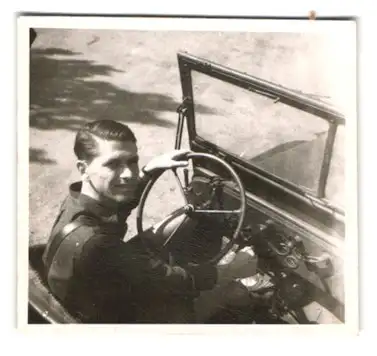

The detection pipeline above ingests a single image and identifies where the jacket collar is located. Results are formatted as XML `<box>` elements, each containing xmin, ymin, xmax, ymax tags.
<box><xmin>69</xmin><ymin>181</ymin><xmax>137</xmax><ymax>221</ymax></box>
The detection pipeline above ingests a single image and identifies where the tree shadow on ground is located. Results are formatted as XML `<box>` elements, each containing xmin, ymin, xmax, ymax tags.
<box><xmin>29</xmin><ymin>148</ymin><xmax>57</xmax><ymax>164</ymax></box>
<box><xmin>29</xmin><ymin>48</ymin><xmax>214</xmax><ymax>132</ymax></box>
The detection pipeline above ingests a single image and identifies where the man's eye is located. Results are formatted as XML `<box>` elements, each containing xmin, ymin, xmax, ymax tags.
<box><xmin>107</xmin><ymin>160</ymin><xmax>120</xmax><ymax>169</ymax></box>
<box><xmin>106</xmin><ymin>157</ymin><xmax>139</xmax><ymax>169</ymax></box>
<box><xmin>128</xmin><ymin>157</ymin><xmax>139</xmax><ymax>165</ymax></box>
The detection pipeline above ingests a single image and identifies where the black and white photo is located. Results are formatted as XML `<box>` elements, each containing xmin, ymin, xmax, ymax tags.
<box><xmin>18</xmin><ymin>16</ymin><xmax>358</xmax><ymax>330</ymax></box>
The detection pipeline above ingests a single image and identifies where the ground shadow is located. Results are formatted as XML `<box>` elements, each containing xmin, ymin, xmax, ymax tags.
<box><xmin>249</xmin><ymin>140</ymin><xmax>307</xmax><ymax>164</ymax></box>
<box><xmin>29</xmin><ymin>148</ymin><xmax>56</xmax><ymax>164</ymax></box>
<box><xmin>30</xmin><ymin>48</ymin><xmax>214</xmax><ymax>132</ymax></box>
<box><xmin>249</xmin><ymin>131</ymin><xmax>327</xmax><ymax>165</ymax></box>
<box><xmin>246</xmin><ymin>132</ymin><xmax>328</xmax><ymax>192</ymax></box>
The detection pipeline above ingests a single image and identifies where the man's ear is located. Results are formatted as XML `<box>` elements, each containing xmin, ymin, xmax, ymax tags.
<box><xmin>76</xmin><ymin>160</ymin><xmax>87</xmax><ymax>176</ymax></box>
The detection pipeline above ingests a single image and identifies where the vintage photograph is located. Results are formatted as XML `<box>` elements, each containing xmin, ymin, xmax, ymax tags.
<box><xmin>20</xmin><ymin>16</ymin><xmax>357</xmax><ymax>328</ymax></box>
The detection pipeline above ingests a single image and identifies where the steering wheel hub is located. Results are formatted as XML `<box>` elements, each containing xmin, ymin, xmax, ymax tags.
<box><xmin>184</xmin><ymin>204</ymin><xmax>195</xmax><ymax>214</ymax></box>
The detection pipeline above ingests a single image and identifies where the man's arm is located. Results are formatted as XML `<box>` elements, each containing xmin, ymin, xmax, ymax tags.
<box><xmin>139</xmin><ymin>149</ymin><xmax>190</xmax><ymax>185</ymax></box>
<box><xmin>77</xmin><ymin>229</ymin><xmax>218</xmax><ymax>296</ymax></box>
<box><xmin>141</xmin><ymin>149</ymin><xmax>190</xmax><ymax>175</ymax></box>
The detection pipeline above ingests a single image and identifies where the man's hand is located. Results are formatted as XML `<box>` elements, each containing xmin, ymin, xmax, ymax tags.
<box><xmin>142</xmin><ymin>149</ymin><xmax>190</xmax><ymax>177</ymax></box>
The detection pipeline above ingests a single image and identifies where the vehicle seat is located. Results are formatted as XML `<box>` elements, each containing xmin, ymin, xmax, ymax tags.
<box><xmin>28</xmin><ymin>244</ymin><xmax>80</xmax><ymax>323</ymax></box>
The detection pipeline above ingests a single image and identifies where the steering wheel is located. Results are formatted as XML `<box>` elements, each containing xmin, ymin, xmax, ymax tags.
<box><xmin>136</xmin><ymin>152</ymin><xmax>247</xmax><ymax>266</ymax></box>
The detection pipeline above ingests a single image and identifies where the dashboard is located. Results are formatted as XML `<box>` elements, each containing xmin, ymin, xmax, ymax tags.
<box><xmin>188</xmin><ymin>173</ymin><xmax>345</xmax><ymax>324</ymax></box>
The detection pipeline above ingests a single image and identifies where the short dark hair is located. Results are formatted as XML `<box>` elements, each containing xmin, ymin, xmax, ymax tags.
<box><xmin>74</xmin><ymin>120</ymin><xmax>137</xmax><ymax>162</ymax></box>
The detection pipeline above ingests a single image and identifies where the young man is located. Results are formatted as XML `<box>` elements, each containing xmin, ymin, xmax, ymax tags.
<box><xmin>42</xmin><ymin>120</ymin><xmax>271</xmax><ymax>323</ymax></box>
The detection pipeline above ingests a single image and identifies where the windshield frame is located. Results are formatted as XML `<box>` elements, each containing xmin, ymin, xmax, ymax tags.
<box><xmin>177</xmin><ymin>52</ymin><xmax>345</xmax><ymax>214</ymax></box>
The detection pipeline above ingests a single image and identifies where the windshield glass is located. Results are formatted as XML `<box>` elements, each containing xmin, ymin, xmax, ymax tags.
<box><xmin>192</xmin><ymin>71</ymin><xmax>342</xmax><ymax>204</ymax></box>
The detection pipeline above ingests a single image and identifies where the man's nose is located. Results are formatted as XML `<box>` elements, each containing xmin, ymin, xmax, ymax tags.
<box><xmin>119</xmin><ymin>166</ymin><xmax>133</xmax><ymax>179</ymax></box>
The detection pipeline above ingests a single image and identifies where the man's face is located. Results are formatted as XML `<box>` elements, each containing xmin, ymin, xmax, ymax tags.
<box><xmin>82</xmin><ymin>138</ymin><xmax>141</xmax><ymax>204</ymax></box>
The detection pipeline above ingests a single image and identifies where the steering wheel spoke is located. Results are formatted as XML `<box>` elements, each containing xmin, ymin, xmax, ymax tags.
<box><xmin>192</xmin><ymin>208</ymin><xmax>241</xmax><ymax>215</ymax></box>
<box><xmin>172</xmin><ymin>167</ymin><xmax>189</xmax><ymax>204</ymax></box>
<box><xmin>162</xmin><ymin>214</ymin><xmax>189</xmax><ymax>247</ymax></box>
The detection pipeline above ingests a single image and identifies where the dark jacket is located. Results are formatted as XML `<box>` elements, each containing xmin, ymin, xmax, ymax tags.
<box><xmin>42</xmin><ymin>181</ymin><xmax>218</xmax><ymax>323</ymax></box>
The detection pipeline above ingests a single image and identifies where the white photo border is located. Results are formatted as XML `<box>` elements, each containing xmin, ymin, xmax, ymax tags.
<box><xmin>17</xmin><ymin>14</ymin><xmax>359</xmax><ymax>337</ymax></box>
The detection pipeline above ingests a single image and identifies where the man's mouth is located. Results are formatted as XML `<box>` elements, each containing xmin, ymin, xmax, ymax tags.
<box><xmin>113</xmin><ymin>184</ymin><xmax>137</xmax><ymax>191</ymax></box>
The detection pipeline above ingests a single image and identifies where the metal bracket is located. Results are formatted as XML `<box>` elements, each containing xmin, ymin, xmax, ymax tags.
<box><xmin>175</xmin><ymin>98</ymin><xmax>191</xmax><ymax>150</ymax></box>
<box><xmin>176</xmin><ymin>97</ymin><xmax>190</xmax><ymax>115</ymax></box>
<box><xmin>304</xmin><ymin>252</ymin><xmax>331</xmax><ymax>265</ymax></box>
